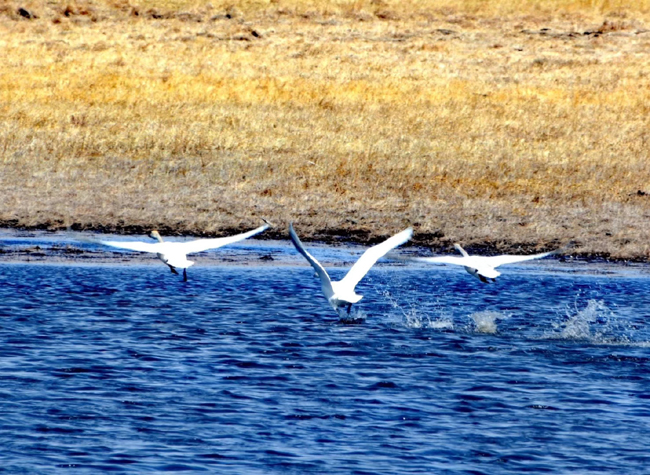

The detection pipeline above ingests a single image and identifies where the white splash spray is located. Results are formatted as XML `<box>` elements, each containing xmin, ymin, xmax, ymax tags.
<box><xmin>469</xmin><ymin>311</ymin><xmax>507</xmax><ymax>334</ymax></box>
<box><xmin>559</xmin><ymin>299</ymin><xmax>605</xmax><ymax>340</ymax></box>
<box><xmin>337</xmin><ymin>307</ymin><xmax>366</xmax><ymax>324</ymax></box>
<box><xmin>381</xmin><ymin>289</ymin><xmax>454</xmax><ymax>330</ymax></box>
<box><xmin>547</xmin><ymin>299</ymin><xmax>634</xmax><ymax>345</ymax></box>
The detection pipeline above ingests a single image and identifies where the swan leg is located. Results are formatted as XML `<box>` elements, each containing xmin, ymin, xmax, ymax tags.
<box><xmin>479</xmin><ymin>274</ymin><xmax>489</xmax><ymax>284</ymax></box>
<box><xmin>346</xmin><ymin>303</ymin><xmax>352</xmax><ymax>315</ymax></box>
<box><xmin>168</xmin><ymin>265</ymin><xmax>179</xmax><ymax>275</ymax></box>
<box><xmin>183</xmin><ymin>268</ymin><xmax>188</xmax><ymax>282</ymax></box>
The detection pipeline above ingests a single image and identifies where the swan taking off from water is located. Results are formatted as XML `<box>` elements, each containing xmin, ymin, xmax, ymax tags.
<box><xmin>98</xmin><ymin>222</ymin><xmax>270</xmax><ymax>281</ymax></box>
<box><xmin>414</xmin><ymin>243</ymin><xmax>561</xmax><ymax>283</ymax></box>
<box><xmin>289</xmin><ymin>223</ymin><xmax>413</xmax><ymax>316</ymax></box>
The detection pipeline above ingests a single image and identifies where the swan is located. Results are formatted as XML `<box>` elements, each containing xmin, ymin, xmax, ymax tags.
<box><xmin>414</xmin><ymin>243</ymin><xmax>562</xmax><ymax>283</ymax></box>
<box><xmin>97</xmin><ymin>221</ymin><xmax>270</xmax><ymax>281</ymax></box>
<box><xmin>289</xmin><ymin>223</ymin><xmax>413</xmax><ymax>316</ymax></box>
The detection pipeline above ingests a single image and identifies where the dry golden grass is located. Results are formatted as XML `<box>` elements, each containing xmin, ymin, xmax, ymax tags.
<box><xmin>1</xmin><ymin>0</ymin><xmax>650</xmax><ymax>258</ymax></box>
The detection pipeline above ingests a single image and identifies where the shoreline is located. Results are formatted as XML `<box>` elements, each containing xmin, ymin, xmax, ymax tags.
<box><xmin>0</xmin><ymin>226</ymin><xmax>648</xmax><ymax>266</ymax></box>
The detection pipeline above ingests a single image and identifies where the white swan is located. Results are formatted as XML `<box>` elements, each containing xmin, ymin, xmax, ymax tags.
<box><xmin>98</xmin><ymin>222</ymin><xmax>270</xmax><ymax>281</ymax></box>
<box><xmin>414</xmin><ymin>243</ymin><xmax>561</xmax><ymax>283</ymax></box>
<box><xmin>289</xmin><ymin>223</ymin><xmax>413</xmax><ymax>315</ymax></box>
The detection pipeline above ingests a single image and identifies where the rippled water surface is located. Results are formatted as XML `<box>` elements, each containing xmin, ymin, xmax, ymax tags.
<box><xmin>1</xmin><ymin>237</ymin><xmax>650</xmax><ymax>474</ymax></box>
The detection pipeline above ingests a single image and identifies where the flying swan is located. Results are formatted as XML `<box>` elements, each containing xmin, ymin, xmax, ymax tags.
<box><xmin>289</xmin><ymin>223</ymin><xmax>413</xmax><ymax>316</ymax></box>
<box><xmin>414</xmin><ymin>243</ymin><xmax>562</xmax><ymax>283</ymax></box>
<box><xmin>97</xmin><ymin>221</ymin><xmax>270</xmax><ymax>281</ymax></box>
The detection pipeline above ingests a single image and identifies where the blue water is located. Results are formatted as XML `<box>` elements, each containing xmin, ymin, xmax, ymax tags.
<box><xmin>1</xmin><ymin>251</ymin><xmax>650</xmax><ymax>473</ymax></box>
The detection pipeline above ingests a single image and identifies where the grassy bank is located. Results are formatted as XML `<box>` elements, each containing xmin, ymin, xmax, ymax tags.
<box><xmin>1</xmin><ymin>0</ymin><xmax>650</xmax><ymax>258</ymax></box>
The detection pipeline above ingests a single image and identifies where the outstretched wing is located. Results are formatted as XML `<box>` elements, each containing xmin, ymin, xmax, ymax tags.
<box><xmin>339</xmin><ymin>227</ymin><xmax>413</xmax><ymax>290</ymax></box>
<box><xmin>413</xmin><ymin>255</ymin><xmax>469</xmax><ymax>267</ymax></box>
<box><xmin>289</xmin><ymin>223</ymin><xmax>333</xmax><ymax>290</ymax></box>
<box><xmin>180</xmin><ymin>223</ymin><xmax>270</xmax><ymax>254</ymax></box>
<box><xmin>99</xmin><ymin>240</ymin><xmax>161</xmax><ymax>254</ymax></box>
<box><xmin>489</xmin><ymin>249</ymin><xmax>559</xmax><ymax>268</ymax></box>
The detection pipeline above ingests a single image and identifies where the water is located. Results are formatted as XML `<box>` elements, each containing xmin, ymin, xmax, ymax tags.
<box><xmin>1</xmin><ymin>237</ymin><xmax>650</xmax><ymax>473</ymax></box>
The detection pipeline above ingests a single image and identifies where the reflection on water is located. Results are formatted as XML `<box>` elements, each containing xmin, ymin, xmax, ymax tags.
<box><xmin>1</xmin><ymin>254</ymin><xmax>650</xmax><ymax>474</ymax></box>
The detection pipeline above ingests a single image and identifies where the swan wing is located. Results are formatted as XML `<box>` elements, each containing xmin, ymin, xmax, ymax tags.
<box><xmin>289</xmin><ymin>224</ymin><xmax>333</xmax><ymax>290</ymax></box>
<box><xmin>489</xmin><ymin>249</ymin><xmax>559</xmax><ymax>268</ymax></box>
<box><xmin>99</xmin><ymin>240</ymin><xmax>161</xmax><ymax>254</ymax></box>
<box><xmin>414</xmin><ymin>256</ymin><xmax>469</xmax><ymax>266</ymax></box>
<box><xmin>180</xmin><ymin>223</ymin><xmax>270</xmax><ymax>254</ymax></box>
<box><xmin>340</xmin><ymin>227</ymin><xmax>413</xmax><ymax>290</ymax></box>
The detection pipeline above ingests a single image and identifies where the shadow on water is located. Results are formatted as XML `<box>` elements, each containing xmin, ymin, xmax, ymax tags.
<box><xmin>1</xmin><ymin>258</ymin><xmax>650</xmax><ymax>474</ymax></box>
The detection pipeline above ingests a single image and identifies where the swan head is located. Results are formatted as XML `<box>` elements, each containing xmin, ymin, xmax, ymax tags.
<box><xmin>149</xmin><ymin>230</ymin><xmax>164</xmax><ymax>243</ymax></box>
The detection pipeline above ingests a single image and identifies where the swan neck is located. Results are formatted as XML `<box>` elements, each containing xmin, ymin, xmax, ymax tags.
<box><xmin>454</xmin><ymin>243</ymin><xmax>469</xmax><ymax>257</ymax></box>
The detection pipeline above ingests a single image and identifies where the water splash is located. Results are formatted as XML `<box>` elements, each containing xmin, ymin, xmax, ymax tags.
<box><xmin>546</xmin><ymin>299</ymin><xmax>635</xmax><ymax>345</ymax></box>
<box><xmin>469</xmin><ymin>311</ymin><xmax>507</xmax><ymax>334</ymax></box>
<box><xmin>403</xmin><ymin>312</ymin><xmax>454</xmax><ymax>330</ymax></box>
<box><xmin>560</xmin><ymin>299</ymin><xmax>606</xmax><ymax>340</ymax></box>
<box><xmin>337</xmin><ymin>307</ymin><xmax>366</xmax><ymax>324</ymax></box>
<box><xmin>380</xmin><ymin>288</ymin><xmax>454</xmax><ymax>330</ymax></box>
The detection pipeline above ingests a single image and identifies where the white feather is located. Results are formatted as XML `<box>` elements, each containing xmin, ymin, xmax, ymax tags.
<box><xmin>95</xmin><ymin>223</ymin><xmax>270</xmax><ymax>278</ymax></box>
<box><xmin>415</xmin><ymin>243</ymin><xmax>561</xmax><ymax>283</ymax></box>
<box><xmin>290</xmin><ymin>224</ymin><xmax>412</xmax><ymax>313</ymax></box>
